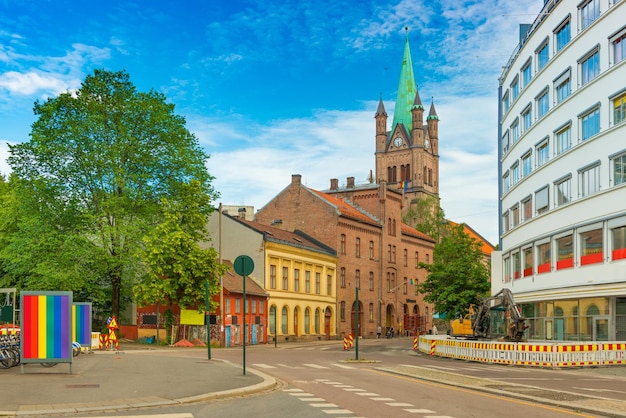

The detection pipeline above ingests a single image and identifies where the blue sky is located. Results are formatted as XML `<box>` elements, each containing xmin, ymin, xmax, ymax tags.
<box><xmin>0</xmin><ymin>0</ymin><xmax>544</xmax><ymax>244</ymax></box>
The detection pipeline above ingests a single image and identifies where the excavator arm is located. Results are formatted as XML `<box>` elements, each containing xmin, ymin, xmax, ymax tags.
<box><xmin>472</xmin><ymin>289</ymin><xmax>528</xmax><ymax>342</ymax></box>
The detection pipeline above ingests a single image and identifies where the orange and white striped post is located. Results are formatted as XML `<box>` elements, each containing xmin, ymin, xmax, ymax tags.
<box><xmin>343</xmin><ymin>336</ymin><xmax>348</xmax><ymax>350</ymax></box>
<box><xmin>430</xmin><ymin>339</ymin><xmax>436</xmax><ymax>356</ymax></box>
<box><xmin>413</xmin><ymin>336</ymin><xmax>418</xmax><ymax>351</ymax></box>
<box><xmin>348</xmin><ymin>334</ymin><xmax>354</xmax><ymax>348</ymax></box>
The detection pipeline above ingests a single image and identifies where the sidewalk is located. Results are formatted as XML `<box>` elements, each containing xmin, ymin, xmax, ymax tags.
<box><xmin>0</xmin><ymin>344</ymin><xmax>277</xmax><ymax>417</ymax></box>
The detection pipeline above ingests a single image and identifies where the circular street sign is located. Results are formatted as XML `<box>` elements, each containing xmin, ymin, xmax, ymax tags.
<box><xmin>233</xmin><ymin>255</ymin><xmax>254</xmax><ymax>276</ymax></box>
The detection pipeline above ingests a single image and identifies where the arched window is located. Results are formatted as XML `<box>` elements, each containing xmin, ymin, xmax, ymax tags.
<box><xmin>315</xmin><ymin>308</ymin><xmax>321</xmax><ymax>334</ymax></box>
<box><xmin>369</xmin><ymin>271</ymin><xmax>374</xmax><ymax>290</ymax></box>
<box><xmin>340</xmin><ymin>268</ymin><xmax>346</xmax><ymax>288</ymax></box>
<box><xmin>369</xmin><ymin>240</ymin><xmax>374</xmax><ymax>259</ymax></box>
<box><xmin>355</xmin><ymin>269</ymin><xmax>360</xmax><ymax>288</ymax></box>
<box><xmin>269</xmin><ymin>306</ymin><xmax>276</xmax><ymax>334</ymax></box>
<box><xmin>304</xmin><ymin>308</ymin><xmax>310</xmax><ymax>334</ymax></box>
<box><xmin>281</xmin><ymin>306</ymin><xmax>288</xmax><ymax>334</ymax></box>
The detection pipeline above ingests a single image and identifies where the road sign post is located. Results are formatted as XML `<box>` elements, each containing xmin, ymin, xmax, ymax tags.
<box><xmin>233</xmin><ymin>255</ymin><xmax>254</xmax><ymax>376</ymax></box>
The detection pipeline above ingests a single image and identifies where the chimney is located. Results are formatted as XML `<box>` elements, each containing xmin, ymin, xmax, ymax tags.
<box><xmin>347</xmin><ymin>176</ymin><xmax>355</xmax><ymax>188</ymax></box>
<box><xmin>330</xmin><ymin>178</ymin><xmax>338</xmax><ymax>190</ymax></box>
<box><xmin>291</xmin><ymin>174</ymin><xmax>302</xmax><ymax>185</ymax></box>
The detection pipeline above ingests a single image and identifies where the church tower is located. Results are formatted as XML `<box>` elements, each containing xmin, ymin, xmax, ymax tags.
<box><xmin>374</xmin><ymin>35</ymin><xmax>440</xmax><ymax>215</ymax></box>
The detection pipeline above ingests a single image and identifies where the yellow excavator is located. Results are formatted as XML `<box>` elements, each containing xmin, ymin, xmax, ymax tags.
<box><xmin>450</xmin><ymin>289</ymin><xmax>528</xmax><ymax>342</ymax></box>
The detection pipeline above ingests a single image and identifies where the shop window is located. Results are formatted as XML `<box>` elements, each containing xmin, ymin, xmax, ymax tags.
<box><xmin>556</xmin><ymin>235</ymin><xmax>574</xmax><ymax>269</ymax></box>
<box><xmin>580</xmin><ymin>228</ymin><xmax>603</xmax><ymax>265</ymax></box>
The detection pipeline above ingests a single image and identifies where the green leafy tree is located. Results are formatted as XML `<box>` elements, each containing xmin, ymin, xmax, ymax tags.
<box><xmin>417</xmin><ymin>223</ymin><xmax>490</xmax><ymax>317</ymax></box>
<box><xmin>6</xmin><ymin>69</ymin><xmax>216</xmax><ymax>318</ymax></box>
<box><xmin>404</xmin><ymin>195</ymin><xmax>447</xmax><ymax>242</ymax></box>
<box><xmin>133</xmin><ymin>180</ymin><xmax>228</xmax><ymax>318</ymax></box>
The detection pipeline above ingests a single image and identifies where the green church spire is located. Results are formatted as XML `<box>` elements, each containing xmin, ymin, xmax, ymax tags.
<box><xmin>391</xmin><ymin>35</ymin><xmax>416</xmax><ymax>135</ymax></box>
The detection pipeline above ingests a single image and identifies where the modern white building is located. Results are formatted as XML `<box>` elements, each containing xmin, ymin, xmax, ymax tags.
<box><xmin>493</xmin><ymin>0</ymin><xmax>626</xmax><ymax>341</ymax></box>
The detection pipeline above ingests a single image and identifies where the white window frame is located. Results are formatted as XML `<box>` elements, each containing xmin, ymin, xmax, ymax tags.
<box><xmin>610</xmin><ymin>26</ymin><xmax>626</xmax><ymax>66</ymax></box>
<box><xmin>579</xmin><ymin>161</ymin><xmax>601</xmax><ymax>197</ymax></box>
<box><xmin>554</xmin><ymin>174</ymin><xmax>572</xmax><ymax>207</ymax></box>
<box><xmin>522</xmin><ymin>151</ymin><xmax>532</xmax><ymax>177</ymax></box>
<box><xmin>502</xmin><ymin>91</ymin><xmax>510</xmax><ymax>114</ymax></box>
<box><xmin>511</xmin><ymin>162</ymin><xmax>520</xmax><ymax>186</ymax></box>
<box><xmin>511</xmin><ymin>76</ymin><xmax>520</xmax><ymax>101</ymax></box>
<box><xmin>522</xmin><ymin>104</ymin><xmax>532</xmax><ymax>132</ymax></box>
<box><xmin>511</xmin><ymin>118</ymin><xmax>520</xmax><ymax>143</ymax></box>
<box><xmin>502</xmin><ymin>130</ymin><xmax>510</xmax><ymax>154</ymax></box>
<box><xmin>522</xmin><ymin>59</ymin><xmax>532</xmax><ymax>88</ymax></box>
<box><xmin>536</xmin><ymin>38</ymin><xmax>549</xmax><ymax>71</ymax></box>
<box><xmin>536</xmin><ymin>88</ymin><xmax>549</xmax><ymax>118</ymax></box>
<box><xmin>536</xmin><ymin>138</ymin><xmax>549</xmax><ymax>167</ymax></box>
<box><xmin>553</xmin><ymin>67</ymin><xmax>571</xmax><ymax>104</ymax></box>
<box><xmin>580</xmin><ymin>0</ymin><xmax>600</xmax><ymax>30</ymax></box>
<box><xmin>502</xmin><ymin>171</ymin><xmax>510</xmax><ymax>193</ymax></box>
<box><xmin>579</xmin><ymin>103</ymin><xmax>601</xmax><ymax>141</ymax></box>
<box><xmin>579</xmin><ymin>46</ymin><xmax>600</xmax><ymax>86</ymax></box>
<box><xmin>611</xmin><ymin>88</ymin><xmax>626</xmax><ymax>126</ymax></box>
<box><xmin>535</xmin><ymin>185</ymin><xmax>549</xmax><ymax>215</ymax></box>
<box><xmin>554</xmin><ymin>15</ymin><xmax>571</xmax><ymax>52</ymax></box>
<box><xmin>609</xmin><ymin>149</ymin><xmax>626</xmax><ymax>186</ymax></box>
<box><xmin>522</xmin><ymin>196</ymin><xmax>533</xmax><ymax>222</ymax></box>
<box><xmin>555</xmin><ymin>121</ymin><xmax>572</xmax><ymax>155</ymax></box>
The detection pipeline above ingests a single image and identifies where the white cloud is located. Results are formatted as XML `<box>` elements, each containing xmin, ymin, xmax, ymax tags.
<box><xmin>200</xmin><ymin>95</ymin><xmax>501</xmax><ymax>244</ymax></box>
<box><xmin>0</xmin><ymin>70</ymin><xmax>68</xmax><ymax>95</ymax></box>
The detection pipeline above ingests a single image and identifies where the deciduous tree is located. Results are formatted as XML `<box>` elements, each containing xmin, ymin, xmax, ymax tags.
<box><xmin>417</xmin><ymin>223</ymin><xmax>490</xmax><ymax>317</ymax></box>
<box><xmin>6</xmin><ymin>69</ymin><xmax>216</xmax><ymax>319</ymax></box>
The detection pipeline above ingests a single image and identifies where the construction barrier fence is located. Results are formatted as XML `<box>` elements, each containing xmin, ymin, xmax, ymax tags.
<box><xmin>418</xmin><ymin>336</ymin><xmax>626</xmax><ymax>368</ymax></box>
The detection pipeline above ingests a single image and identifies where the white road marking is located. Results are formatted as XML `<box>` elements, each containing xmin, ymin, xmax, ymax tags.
<box><xmin>252</xmin><ymin>363</ymin><xmax>276</xmax><ymax>369</ymax></box>
<box><xmin>356</xmin><ymin>392</ymin><xmax>379</xmax><ymax>396</ymax></box>
<box><xmin>322</xmin><ymin>410</ymin><xmax>354</xmax><ymax>415</ymax></box>
<box><xmin>304</xmin><ymin>363</ymin><xmax>329</xmax><ymax>369</ymax></box>
<box><xmin>277</xmin><ymin>363</ymin><xmax>302</xmax><ymax>369</ymax></box>
<box><xmin>84</xmin><ymin>415</ymin><xmax>194</xmax><ymax>418</ymax></box>
<box><xmin>332</xmin><ymin>384</ymin><xmax>353</xmax><ymax>388</ymax></box>
<box><xmin>343</xmin><ymin>388</ymin><xmax>365</xmax><ymax>392</ymax></box>
<box><xmin>310</xmin><ymin>403</ymin><xmax>339</xmax><ymax>408</ymax></box>
<box><xmin>370</xmin><ymin>397</ymin><xmax>395</xmax><ymax>401</ymax></box>
<box><xmin>301</xmin><ymin>398</ymin><xmax>326</xmax><ymax>401</ymax></box>
<box><xmin>404</xmin><ymin>409</ymin><xmax>435</xmax><ymax>414</ymax></box>
<box><xmin>573</xmin><ymin>387</ymin><xmax>626</xmax><ymax>394</ymax></box>
<box><xmin>288</xmin><ymin>392</ymin><xmax>316</xmax><ymax>397</ymax></box>
<box><xmin>386</xmin><ymin>402</ymin><xmax>414</xmax><ymax>407</ymax></box>
<box><xmin>333</xmin><ymin>363</ymin><xmax>356</xmax><ymax>369</ymax></box>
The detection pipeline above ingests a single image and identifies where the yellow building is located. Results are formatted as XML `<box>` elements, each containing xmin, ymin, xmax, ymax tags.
<box><xmin>206</xmin><ymin>211</ymin><xmax>337</xmax><ymax>342</ymax></box>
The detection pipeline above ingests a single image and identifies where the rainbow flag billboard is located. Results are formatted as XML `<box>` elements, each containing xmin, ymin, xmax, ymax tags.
<box><xmin>20</xmin><ymin>291</ymin><xmax>73</xmax><ymax>364</ymax></box>
<box><xmin>72</xmin><ymin>302</ymin><xmax>92</xmax><ymax>347</ymax></box>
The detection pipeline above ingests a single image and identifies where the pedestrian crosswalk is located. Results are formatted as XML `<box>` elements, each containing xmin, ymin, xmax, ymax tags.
<box><xmin>285</xmin><ymin>379</ymin><xmax>454</xmax><ymax>417</ymax></box>
<box><xmin>253</xmin><ymin>362</ymin><xmax>357</xmax><ymax>370</ymax></box>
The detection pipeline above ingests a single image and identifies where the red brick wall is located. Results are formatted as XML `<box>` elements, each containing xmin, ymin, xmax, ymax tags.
<box><xmin>255</xmin><ymin>175</ymin><xmax>435</xmax><ymax>338</ymax></box>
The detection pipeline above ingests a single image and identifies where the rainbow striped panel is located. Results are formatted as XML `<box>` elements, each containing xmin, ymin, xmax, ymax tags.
<box><xmin>20</xmin><ymin>291</ymin><xmax>72</xmax><ymax>362</ymax></box>
<box><xmin>72</xmin><ymin>303</ymin><xmax>92</xmax><ymax>346</ymax></box>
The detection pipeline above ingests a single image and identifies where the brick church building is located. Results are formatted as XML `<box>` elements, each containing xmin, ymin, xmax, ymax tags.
<box><xmin>255</xmin><ymin>35</ymin><xmax>440</xmax><ymax>338</ymax></box>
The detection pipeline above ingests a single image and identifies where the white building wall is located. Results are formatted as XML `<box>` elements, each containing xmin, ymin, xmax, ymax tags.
<box><xmin>495</xmin><ymin>0</ymin><xmax>626</xmax><ymax>340</ymax></box>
